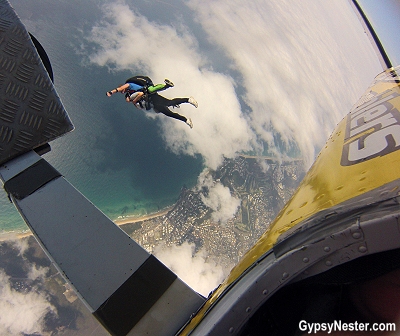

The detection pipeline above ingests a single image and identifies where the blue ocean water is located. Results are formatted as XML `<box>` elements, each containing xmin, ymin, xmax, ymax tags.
<box><xmin>0</xmin><ymin>0</ymin><xmax>203</xmax><ymax>233</ymax></box>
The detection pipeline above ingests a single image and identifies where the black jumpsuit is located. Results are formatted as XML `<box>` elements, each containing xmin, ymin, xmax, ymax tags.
<box><xmin>149</xmin><ymin>93</ymin><xmax>190</xmax><ymax>123</ymax></box>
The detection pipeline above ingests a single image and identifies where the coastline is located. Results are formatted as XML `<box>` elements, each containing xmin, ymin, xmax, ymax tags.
<box><xmin>0</xmin><ymin>155</ymin><xmax>297</xmax><ymax>242</ymax></box>
<box><xmin>0</xmin><ymin>231</ymin><xmax>32</xmax><ymax>242</ymax></box>
<box><xmin>114</xmin><ymin>206</ymin><xmax>174</xmax><ymax>225</ymax></box>
<box><xmin>0</xmin><ymin>206</ymin><xmax>174</xmax><ymax>242</ymax></box>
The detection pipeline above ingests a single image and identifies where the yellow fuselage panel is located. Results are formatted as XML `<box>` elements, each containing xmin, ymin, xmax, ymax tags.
<box><xmin>181</xmin><ymin>68</ymin><xmax>400</xmax><ymax>335</ymax></box>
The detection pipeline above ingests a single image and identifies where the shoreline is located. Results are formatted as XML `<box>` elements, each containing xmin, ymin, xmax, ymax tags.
<box><xmin>0</xmin><ymin>155</ymin><xmax>299</xmax><ymax>242</ymax></box>
<box><xmin>0</xmin><ymin>206</ymin><xmax>174</xmax><ymax>242</ymax></box>
<box><xmin>0</xmin><ymin>231</ymin><xmax>32</xmax><ymax>242</ymax></box>
<box><xmin>114</xmin><ymin>206</ymin><xmax>174</xmax><ymax>225</ymax></box>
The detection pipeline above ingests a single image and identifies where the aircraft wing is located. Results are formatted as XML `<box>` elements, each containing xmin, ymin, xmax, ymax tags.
<box><xmin>0</xmin><ymin>150</ymin><xmax>205</xmax><ymax>336</ymax></box>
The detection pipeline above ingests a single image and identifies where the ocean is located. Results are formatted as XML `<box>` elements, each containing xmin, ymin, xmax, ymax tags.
<box><xmin>0</xmin><ymin>0</ymin><xmax>203</xmax><ymax>233</ymax></box>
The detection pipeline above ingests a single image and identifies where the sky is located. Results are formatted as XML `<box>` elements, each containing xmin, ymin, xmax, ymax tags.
<box><xmin>356</xmin><ymin>0</ymin><xmax>400</xmax><ymax>67</ymax></box>
<box><xmin>0</xmin><ymin>0</ymin><xmax>384</xmax><ymax>334</ymax></box>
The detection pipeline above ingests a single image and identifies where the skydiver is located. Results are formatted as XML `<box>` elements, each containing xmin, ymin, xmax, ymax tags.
<box><xmin>128</xmin><ymin>91</ymin><xmax>198</xmax><ymax>128</ymax></box>
<box><xmin>106</xmin><ymin>77</ymin><xmax>174</xmax><ymax>97</ymax></box>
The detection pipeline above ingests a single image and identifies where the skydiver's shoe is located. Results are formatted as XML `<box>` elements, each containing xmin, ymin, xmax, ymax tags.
<box><xmin>164</xmin><ymin>79</ymin><xmax>174</xmax><ymax>88</ymax></box>
<box><xmin>188</xmin><ymin>96</ymin><xmax>198</xmax><ymax>108</ymax></box>
<box><xmin>186</xmin><ymin>118</ymin><xmax>193</xmax><ymax>128</ymax></box>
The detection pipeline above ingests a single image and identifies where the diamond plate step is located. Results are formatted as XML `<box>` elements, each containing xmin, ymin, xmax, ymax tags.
<box><xmin>0</xmin><ymin>0</ymin><xmax>74</xmax><ymax>165</ymax></box>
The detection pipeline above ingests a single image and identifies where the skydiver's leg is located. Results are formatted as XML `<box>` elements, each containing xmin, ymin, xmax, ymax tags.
<box><xmin>150</xmin><ymin>94</ymin><xmax>187</xmax><ymax>108</ymax></box>
<box><xmin>147</xmin><ymin>79</ymin><xmax>174</xmax><ymax>93</ymax></box>
<box><xmin>164</xmin><ymin>98</ymin><xmax>189</xmax><ymax>106</ymax></box>
<box><xmin>150</xmin><ymin>94</ymin><xmax>173</xmax><ymax>106</ymax></box>
<box><xmin>153</xmin><ymin>105</ymin><xmax>187</xmax><ymax>123</ymax></box>
<box><xmin>150</xmin><ymin>94</ymin><xmax>197</xmax><ymax>108</ymax></box>
<box><xmin>148</xmin><ymin>83</ymin><xmax>167</xmax><ymax>93</ymax></box>
<box><xmin>164</xmin><ymin>97</ymin><xmax>198</xmax><ymax>108</ymax></box>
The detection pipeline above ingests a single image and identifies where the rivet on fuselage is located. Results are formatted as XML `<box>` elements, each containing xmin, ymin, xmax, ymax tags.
<box><xmin>358</xmin><ymin>245</ymin><xmax>367</xmax><ymax>253</ymax></box>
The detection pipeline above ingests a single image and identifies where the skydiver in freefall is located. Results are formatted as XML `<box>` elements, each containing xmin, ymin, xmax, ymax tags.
<box><xmin>106</xmin><ymin>76</ymin><xmax>174</xmax><ymax>97</ymax></box>
<box><xmin>127</xmin><ymin>90</ymin><xmax>198</xmax><ymax>128</ymax></box>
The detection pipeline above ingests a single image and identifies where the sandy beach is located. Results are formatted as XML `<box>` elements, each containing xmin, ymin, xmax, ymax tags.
<box><xmin>0</xmin><ymin>231</ymin><xmax>32</xmax><ymax>242</ymax></box>
<box><xmin>114</xmin><ymin>206</ymin><xmax>173</xmax><ymax>225</ymax></box>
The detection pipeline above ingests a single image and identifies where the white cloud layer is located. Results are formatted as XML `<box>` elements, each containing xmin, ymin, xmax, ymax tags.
<box><xmin>187</xmin><ymin>0</ymin><xmax>381</xmax><ymax>166</ymax></box>
<box><xmin>0</xmin><ymin>243</ymin><xmax>55</xmax><ymax>336</ymax></box>
<box><xmin>87</xmin><ymin>0</ymin><xmax>380</xmax><ymax>169</ymax></box>
<box><xmin>197</xmin><ymin>170</ymin><xmax>240</xmax><ymax>224</ymax></box>
<box><xmin>154</xmin><ymin>242</ymin><xmax>231</xmax><ymax>296</ymax></box>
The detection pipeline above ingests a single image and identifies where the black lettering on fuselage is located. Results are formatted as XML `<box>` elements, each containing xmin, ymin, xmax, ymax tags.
<box><xmin>341</xmin><ymin>90</ymin><xmax>400</xmax><ymax>166</ymax></box>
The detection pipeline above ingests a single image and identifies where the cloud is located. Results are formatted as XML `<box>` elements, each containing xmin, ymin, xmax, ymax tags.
<box><xmin>186</xmin><ymin>0</ymin><xmax>382</xmax><ymax>167</ymax></box>
<box><xmin>154</xmin><ymin>241</ymin><xmax>231</xmax><ymax>296</ymax></box>
<box><xmin>11</xmin><ymin>236</ymin><xmax>30</xmax><ymax>255</ymax></box>
<box><xmin>197</xmin><ymin>169</ymin><xmax>240</xmax><ymax>224</ymax></box>
<box><xmin>0</xmin><ymin>268</ymin><xmax>55</xmax><ymax>336</ymax></box>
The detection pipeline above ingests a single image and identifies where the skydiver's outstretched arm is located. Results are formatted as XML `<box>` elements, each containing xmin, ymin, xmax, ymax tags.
<box><xmin>106</xmin><ymin>83</ymin><xmax>130</xmax><ymax>96</ymax></box>
<box><xmin>106</xmin><ymin>83</ymin><xmax>145</xmax><ymax>97</ymax></box>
